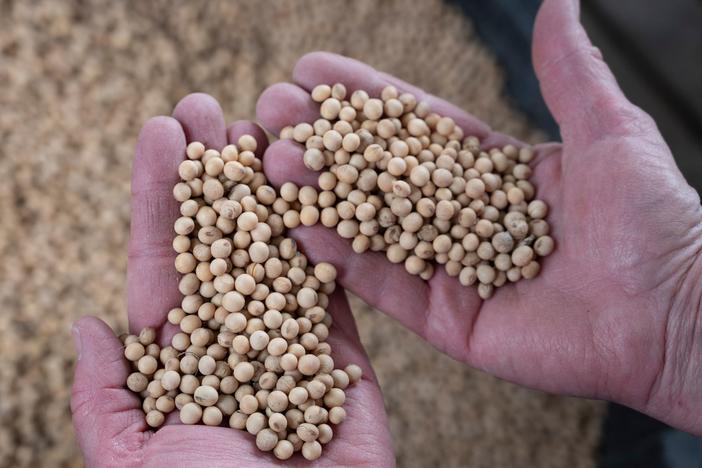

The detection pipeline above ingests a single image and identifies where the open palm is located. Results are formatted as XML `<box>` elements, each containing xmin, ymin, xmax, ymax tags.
<box><xmin>254</xmin><ymin>0</ymin><xmax>702</xmax><ymax>435</ymax></box>
<box><xmin>70</xmin><ymin>100</ymin><xmax>394</xmax><ymax>467</ymax></box>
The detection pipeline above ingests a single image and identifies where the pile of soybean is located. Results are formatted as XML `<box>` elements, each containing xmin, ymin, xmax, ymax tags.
<box><xmin>279</xmin><ymin>83</ymin><xmax>554</xmax><ymax>299</ymax></box>
<box><xmin>123</xmin><ymin>84</ymin><xmax>555</xmax><ymax>462</ymax></box>
<box><xmin>123</xmin><ymin>136</ymin><xmax>362</xmax><ymax>461</ymax></box>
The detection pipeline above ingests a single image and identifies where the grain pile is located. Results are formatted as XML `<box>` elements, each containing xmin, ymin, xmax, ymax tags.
<box><xmin>0</xmin><ymin>0</ymin><xmax>604</xmax><ymax>467</ymax></box>
<box><xmin>127</xmin><ymin>138</ymin><xmax>363</xmax><ymax>461</ymax></box>
<box><xmin>282</xmin><ymin>83</ymin><xmax>554</xmax><ymax>298</ymax></box>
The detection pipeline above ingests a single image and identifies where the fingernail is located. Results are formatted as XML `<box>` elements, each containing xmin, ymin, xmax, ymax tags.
<box><xmin>72</xmin><ymin>325</ymin><xmax>82</xmax><ymax>361</ymax></box>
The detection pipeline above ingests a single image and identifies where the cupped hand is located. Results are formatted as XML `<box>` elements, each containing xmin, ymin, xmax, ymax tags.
<box><xmin>70</xmin><ymin>96</ymin><xmax>395</xmax><ymax>467</ymax></box>
<box><xmin>255</xmin><ymin>0</ymin><xmax>702</xmax><ymax>434</ymax></box>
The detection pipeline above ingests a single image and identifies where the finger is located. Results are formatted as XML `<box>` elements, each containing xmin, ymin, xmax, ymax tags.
<box><xmin>314</xmin><ymin>290</ymin><xmax>395</xmax><ymax>465</ymax></box>
<box><xmin>71</xmin><ymin>316</ymin><xmax>146</xmax><ymax>464</ymax></box>
<box><xmin>533</xmin><ymin>0</ymin><xmax>654</xmax><ymax>146</ymax></box>
<box><xmin>256</xmin><ymin>84</ymin><xmax>323</xmax><ymax>187</ymax></box>
<box><xmin>293</xmin><ymin>225</ymin><xmax>482</xmax><ymax>361</ymax></box>
<box><xmin>324</xmin><ymin>290</ymin><xmax>378</xmax><ymax>382</ymax></box>
<box><xmin>128</xmin><ymin>116</ymin><xmax>185</xmax><ymax>333</ymax></box>
<box><xmin>259</xmin><ymin>56</ymin><xmax>520</xmax><ymax>152</ymax></box>
<box><xmin>257</xmin><ymin>66</ymin><xmax>531</xmax><ymax>192</ymax></box>
<box><xmin>262</xmin><ymin>139</ymin><xmax>321</xmax><ymax>189</ymax></box>
<box><xmin>286</xmin><ymin>224</ymin><xmax>434</xmax><ymax>341</ymax></box>
<box><xmin>293</xmin><ymin>51</ymin><xmax>492</xmax><ymax>139</ymax></box>
<box><xmin>257</xmin><ymin>119</ymin><xmax>525</xmax><ymax>195</ymax></box>
<box><xmin>226</xmin><ymin>120</ymin><xmax>270</xmax><ymax>158</ymax></box>
<box><xmin>424</xmin><ymin>268</ymin><xmax>482</xmax><ymax>360</ymax></box>
<box><xmin>129</xmin><ymin>94</ymin><xmax>226</xmax><ymax>335</ymax></box>
<box><xmin>173</xmin><ymin>93</ymin><xmax>228</xmax><ymax>150</ymax></box>
<box><xmin>256</xmin><ymin>82</ymin><xmax>319</xmax><ymax>135</ymax></box>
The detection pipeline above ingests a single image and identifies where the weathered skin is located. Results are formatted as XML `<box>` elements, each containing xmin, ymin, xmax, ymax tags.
<box><xmin>71</xmin><ymin>0</ymin><xmax>702</xmax><ymax>466</ymax></box>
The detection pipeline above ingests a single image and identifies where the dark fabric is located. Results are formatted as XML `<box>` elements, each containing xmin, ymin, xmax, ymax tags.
<box><xmin>599</xmin><ymin>404</ymin><xmax>665</xmax><ymax>468</ymax></box>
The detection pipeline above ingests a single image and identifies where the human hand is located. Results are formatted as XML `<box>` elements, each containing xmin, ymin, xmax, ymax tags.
<box><xmin>70</xmin><ymin>95</ymin><xmax>395</xmax><ymax>467</ymax></box>
<box><xmin>255</xmin><ymin>0</ymin><xmax>702</xmax><ymax>434</ymax></box>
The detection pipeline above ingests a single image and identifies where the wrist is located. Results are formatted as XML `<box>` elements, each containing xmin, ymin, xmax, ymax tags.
<box><xmin>642</xmin><ymin>239</ymin><xmax>702</xmax><ymax>435</ymax></box>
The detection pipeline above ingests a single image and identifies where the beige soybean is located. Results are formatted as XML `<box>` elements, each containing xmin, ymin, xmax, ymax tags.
<box><xmin>272</xmin><ymin>85</ymin><xmax>554</xmax><ymax>299</ymax></box>
<box><xmin>123</xmin><ymin>135</ymin><xmax>438</xmax><ymax>461</ymax></box>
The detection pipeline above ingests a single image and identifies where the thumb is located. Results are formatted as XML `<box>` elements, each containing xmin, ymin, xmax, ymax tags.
<box><xmin>533</xmin><ymin>0</ymin><xmax>653</xmax><ymax>146</ymax></box>
<box><xmin>71</xmin><ymin>316</ymin><xmax>147</xmax><ymax>464</ymax></box>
